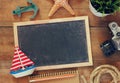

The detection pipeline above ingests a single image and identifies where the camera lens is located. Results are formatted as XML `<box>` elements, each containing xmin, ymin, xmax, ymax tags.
<box><xmin>112</xmin><ymin>24</ymin><xmax>117</xmax><ymax>28</ymax></box>
<box><xmin>109</xmin><ymin>22</ymin><xmax>118</xmax><ymax>30</ymax></box>
<box><xmin>116</xmin><ymin>32</ymin><xmax>120</xmax><ymax>37</ymax></box>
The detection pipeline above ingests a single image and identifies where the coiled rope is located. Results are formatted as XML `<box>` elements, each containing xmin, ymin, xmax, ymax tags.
<box><xmin>90</xmin><ymin>65</ymin><xmax>120</xmax><ymax>83</ymax></box>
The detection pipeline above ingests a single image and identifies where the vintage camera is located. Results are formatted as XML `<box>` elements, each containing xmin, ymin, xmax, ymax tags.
<box><xmin>100</xmin><ymin>22</ymin><xmax>120</xmax><ymax>56</ymax></box>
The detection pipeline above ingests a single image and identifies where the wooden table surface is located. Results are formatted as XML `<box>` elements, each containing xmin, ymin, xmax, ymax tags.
<box><xmin>0</xmin><ymin>0</ymin><xmax>120</xmax><ymax>83</ymax></box>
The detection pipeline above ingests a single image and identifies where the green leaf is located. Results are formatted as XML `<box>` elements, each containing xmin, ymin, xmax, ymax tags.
<box><xmin>91</xmin><ymin>0</ymin><xmax>120</xmax><ymax>13</ymax></box>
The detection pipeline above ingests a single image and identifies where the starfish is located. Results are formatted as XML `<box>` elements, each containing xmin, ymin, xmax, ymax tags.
<box><xmin>48</xmin><ymin>0</ymin><xmax>75</xmax><ymax>17</ymax></box>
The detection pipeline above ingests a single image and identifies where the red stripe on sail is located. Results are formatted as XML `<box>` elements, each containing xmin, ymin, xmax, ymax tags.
<box><xmin>11</xmin><ymin>58</ymin><xmax>34</xmax><ymax>70</ymax></box>
<box><xmin>13</xmin><ymin>55</ymin><xmax>19</xmax><ymax>58</ymax></box>
<box><xmin>13</xmin><ymin>54</ymin><xmax>26</xmax><ymax>59</ymax></box>
<box><xmin>22</xmin><ymin>59</ymin><xmax>31</xmax><ymax>63</ymax></box>
<box><xmin>21</xmin><ymin>57</ymin><xmax>30</xmax><ymax>61</ymax></box>
<box><xmin>23</xmin><ymin>62</ymin><xmax>34</xmax><ymax>67</ymax></box>
<box><xmin>10</xmin><ymin>68</ymin><xmax>19</xmax><ymax>71</ymax></box>
<box><xmin>10</xmin><ymin>65</ymin><xmax>22</xmax><ymax>71</ymax></box>
<box><xmin>13</xmin><ymin>56</ymin><xmax>27</xmax><ymax>62</ymax></box>
<box><xmin>12</xmin><ymin>59</ymin><xmax>20</xmax><ymax>62</ymax></box>
<box><xmin>14</xmin><ymin>53</ymin><xmax>24</xmax><ymax>58</ymax></box>
<box><xmin>14</xmin><ymin>50</ymin><xmax>22</xmax><ymax>55</ymax></box>
<box><xmin>14</xmin><ymin>53</ymin><xmax>26</xmax><ymax>56</ymax></box>
<box><xmin>22</xmin><ymin>59</ymin><xmax>33</xmax><ymax>64</ymax></box>
<box><xmin>10</xmin><ymin>47</ymin><xmax>35</xmax><ymax>71</ymax></box>
<box><xmin>13</xmin><ymin>57</ymin><xmax>18</xmax><ymax>60</ymax></box>
<box><xmin>11</xmin><ymin>62</ymin><xmax>21</xmax><ymax>67</ymax></box>
<box><xmin>22</xmin><ymin>60</ymin><xmax>34</xmax><ymax>66</ymax></box>
<box><xmin>11</xmin><ymin>62</ymin><xmax>34</xmax><ymax>71</ymax></box>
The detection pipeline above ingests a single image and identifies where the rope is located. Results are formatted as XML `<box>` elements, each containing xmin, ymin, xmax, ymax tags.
<box><xmin>81</xmin><ymin>75</ymin><xmax>87</xmax><ymax>83</ymax></box>
<box><xmin>90</xmin><ymin>65</ymin><xmax>120</xmax><ymax>83</ymax></box>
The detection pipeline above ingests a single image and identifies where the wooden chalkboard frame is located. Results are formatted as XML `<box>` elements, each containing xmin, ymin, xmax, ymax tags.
<box><xmin>13</xmin><ymin>16</ymin><xmax>93</xmax><ymax>70</ymax></box>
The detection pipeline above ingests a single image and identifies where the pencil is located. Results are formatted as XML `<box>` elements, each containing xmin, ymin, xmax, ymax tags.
<box><xmin>29</xmin><ymin>74</ymin><xmax>76</xmax><ymax>83</ymax></box>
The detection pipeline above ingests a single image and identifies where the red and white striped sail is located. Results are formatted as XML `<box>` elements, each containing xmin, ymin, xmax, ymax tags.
<box><xmin>10</xmin><ymin>47</ymin><xmax>34</xmax><ymax>71</ymax></box>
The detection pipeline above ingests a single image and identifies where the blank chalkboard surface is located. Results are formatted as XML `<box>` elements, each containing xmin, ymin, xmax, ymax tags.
<box><xmin>14</xmin><ymin>16</ymin><xmax>93</xmax><ymax>70</ymax></box>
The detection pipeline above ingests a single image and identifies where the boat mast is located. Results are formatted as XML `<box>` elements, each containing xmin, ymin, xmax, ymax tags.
<box><xmin>16</xmin><ymin>48</ymin><xmax>25</xmax><ymax>70</ymax></box>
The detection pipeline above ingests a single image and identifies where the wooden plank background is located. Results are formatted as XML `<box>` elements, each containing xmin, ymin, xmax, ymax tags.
<box><xmin>0</xmin><ymin>0</ymin><xmax>120</xmax><ymax>83</ymax></box>
<box><xmin>0</xmin><ymin>0</ymin><xmax>120</xmax><ymax>26</ymax></box>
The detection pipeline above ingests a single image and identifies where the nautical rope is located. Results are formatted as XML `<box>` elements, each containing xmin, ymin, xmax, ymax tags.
<box><xmin>81</xmin><ymin>75</ymin><xmax>87</xmax><ymax>83</ymax></box>
<box><xmin>90</xmin><ymin>65</ymin><xmax>120</xmax><ymax>83</ymax></box>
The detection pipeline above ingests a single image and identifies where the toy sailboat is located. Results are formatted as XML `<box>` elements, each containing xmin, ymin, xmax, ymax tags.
<box><xmin>10</xmin><ymin>47</ymin><xmax>36</xmax><ymax>78</ymax></box>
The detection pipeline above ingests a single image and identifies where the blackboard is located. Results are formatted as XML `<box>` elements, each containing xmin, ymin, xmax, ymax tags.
<box><xmin>14</xmin><ymin>16</ymin><xmax>93</xmax><ymax>70</ymax></box>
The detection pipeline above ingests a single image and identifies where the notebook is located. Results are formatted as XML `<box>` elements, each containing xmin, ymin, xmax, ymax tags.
<box><xmin>29</xmin><ymin>69</ymin><xmax>80</xmax><ymax>83</ymax></box>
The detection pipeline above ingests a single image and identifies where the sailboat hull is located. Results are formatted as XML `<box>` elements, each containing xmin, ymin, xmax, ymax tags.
<box><xmin>10</xmin><ymin>66</ymin><xmax>35</xmax><ymax>78</ymax></box>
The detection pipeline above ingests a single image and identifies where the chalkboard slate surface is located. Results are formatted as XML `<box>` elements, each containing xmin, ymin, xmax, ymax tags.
<box><xmin>14</xmin><ymin>16</ymin><xmax>93</xmax><ymax>70</ymax></box>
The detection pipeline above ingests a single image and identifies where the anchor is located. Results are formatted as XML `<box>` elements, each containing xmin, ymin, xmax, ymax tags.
<box><xmin>13</xmin><ymin>0</ymin><xmax>39</xmax><ymax>19</ymax></box>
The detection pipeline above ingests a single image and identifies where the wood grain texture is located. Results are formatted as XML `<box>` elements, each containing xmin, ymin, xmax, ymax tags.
<box><xmin>0</xmin><ymin>0</ymin><xmax>120</xmax><ymax>83</ymax></box>
<box><xmin>0</xmin><ymin>0</ymin><xmax>119</xmax><ymax>26</ymax></box>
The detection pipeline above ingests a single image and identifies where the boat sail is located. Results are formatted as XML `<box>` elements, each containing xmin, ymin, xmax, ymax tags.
<box><xmin>10</xmin><ymin>47</ymin><xmax>36</xmax><ymax>78</ymax></box>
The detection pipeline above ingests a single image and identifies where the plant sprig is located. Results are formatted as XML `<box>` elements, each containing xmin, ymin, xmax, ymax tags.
<box><xmin>90</xmin><ymin>0</ymin><xmax>120</xmax><ymax>14</ymax></box>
